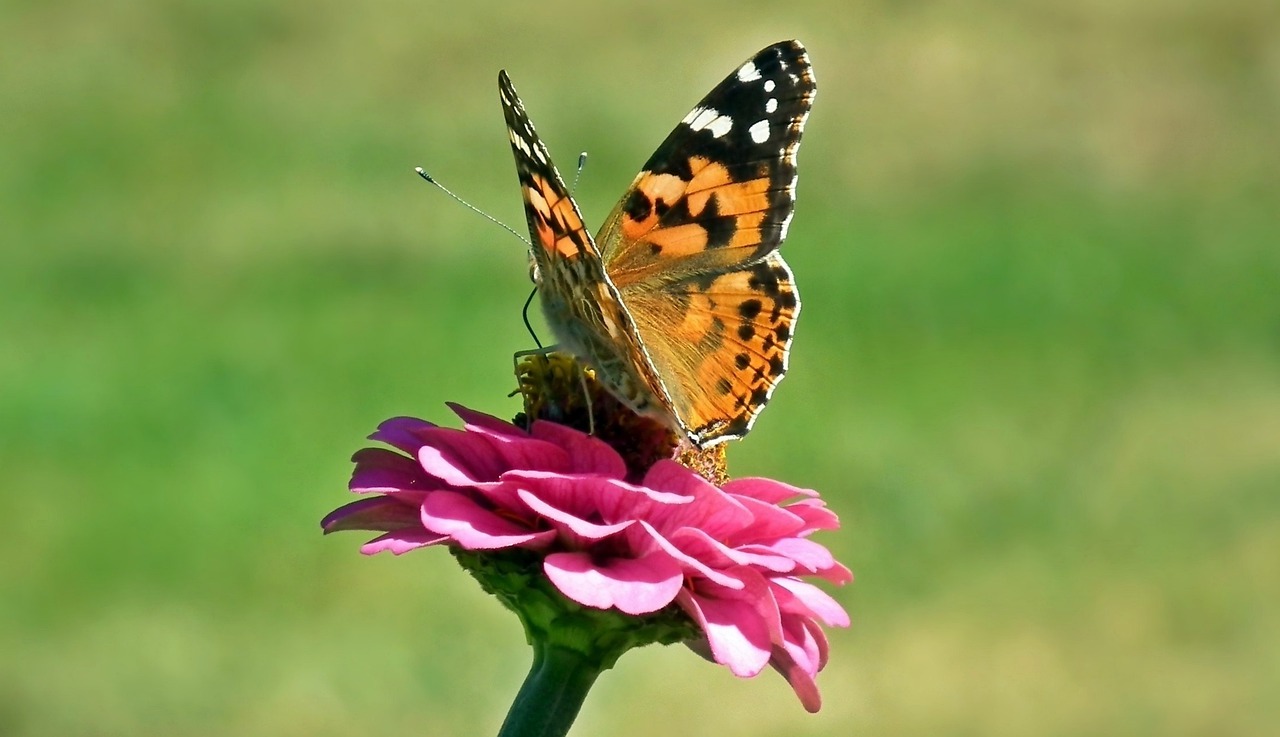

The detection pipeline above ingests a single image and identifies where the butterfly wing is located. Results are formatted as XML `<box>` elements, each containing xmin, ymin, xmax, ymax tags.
<box><xmin>499</xmin><ymin>70</ymin><xmax>676</xmax><ymax>422</ymax></box>
<box><xmin>498</xmin><ymin>70</ymin><xmax>597</xmax><ymax>272</ymax></box>
<box><xmin>596</xmin><ymin>40</ymin><xmax>815</xmax><ymax>447</ymax></box>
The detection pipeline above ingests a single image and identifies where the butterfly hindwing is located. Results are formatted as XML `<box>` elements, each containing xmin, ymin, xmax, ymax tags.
<box><xmin>622</xmin><ymin>252</ymin><xmax>801</xmax><ymax>446</ymax></box>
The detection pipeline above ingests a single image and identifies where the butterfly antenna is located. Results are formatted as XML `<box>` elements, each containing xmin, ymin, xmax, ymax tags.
<box><xmin>521</xmin><ymin>286</ymin><xmax>544</xmax><ymax>349</ymax></box>
<box><xmin>570</xmin><ymin>151</ymin><xmax>587</xmax><ymax>193</ymax></box>
<box><xmin>414</xmin><ymin>167</ymin><xmax>530</xmax><ymax>246</ymax></box>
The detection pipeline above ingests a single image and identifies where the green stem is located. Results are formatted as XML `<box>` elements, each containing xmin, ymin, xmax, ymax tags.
<box><xmin>496</xmin><ymin>642</ymin><xmax>603</xmax><ymax>737</ymax></box>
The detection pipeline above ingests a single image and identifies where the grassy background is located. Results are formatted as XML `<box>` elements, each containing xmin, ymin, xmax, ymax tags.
<box><xmin>3</xmin><ymin>0</ymin><xmax>1278</xmax><ymax>735</ymax></box>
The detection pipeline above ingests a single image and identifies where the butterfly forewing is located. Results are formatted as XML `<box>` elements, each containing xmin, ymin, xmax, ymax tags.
<box><xmin>499</xmin><ymin>70</ymin><xmax>675</xmax><ymax>422</ymax></box>
<box><xmin>498</xmin><ymin>71</ymin><xmax>596</xmax><ymax>266</ymax></box>
<box><xmin>597</xmin><ymin>40</ymin><xmax>815</xmax><ymax>281</ymax></box>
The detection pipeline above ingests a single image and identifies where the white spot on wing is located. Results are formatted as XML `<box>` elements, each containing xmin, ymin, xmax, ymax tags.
<box><xmin>682</xmin><ymin>105</ymin><xmax>710</xmax><ymax>126</ymax></box>
<box><xmin>766</xmin><ymin>98</ymin><xmax>778</xmax><ymax>113</ymax></box>
<box><xmin>749</xmin><ymin>120</ymin><xmax>770</xmax><ymax>144</ymax></box>
<box><xmin>707</xmin><ymin>115</ymin><xmax>733</xmax><ymax>138</ymax></box>
<box><xmin>686</xmin><ymin>106</ymin><xmax>717</xmax><ymax>130</ymax></box>
<box><xmin>685</xmin><ymin>106</ymin><xmax>733</xmax><ymax>138</ymax></box>
<box><xmin>764</xmin><ymin>79</ymin><xmax>776</xmax><ymax>93</ymax></box>
<box><xmin>737</xmin><ymin>62</ymin><xmax>762</xmax><ymax>82</ymax></box>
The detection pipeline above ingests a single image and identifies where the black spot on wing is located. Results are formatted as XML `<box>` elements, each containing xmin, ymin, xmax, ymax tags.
<box><xmin>700</xmin><ymin>194</ymin><xmax>737</xmax><ymax>248</ymax></box>
<box><xmin>623</xmin><ymin>189</ymin><xmax>652</xmax><ymax>220</ymax></box>
<box><xmin>747</xmin><ymin>260</ymin><xmax>783</xmax><ymax>295</ymax></box>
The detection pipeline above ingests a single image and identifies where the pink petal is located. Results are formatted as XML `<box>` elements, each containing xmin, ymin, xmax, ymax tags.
<box><xmin>517</xmin><ymin>488</ymin><xmax>634</xmax><ymax>540</ymax></box>
<box><xmin>819</xmin><ymin>561</ymin><xmax>855</xmax><ymax>585</ymax></box>
<box><xmin>723</xmin><ymin>495</ymin><xmax>807</xmax><ymax>543</ymax></box>
<box><xmin>529</xmin><ymin>421</ymin><xmax>628</xmax><ymax>478</ymax></box>
<box><xmin>420</xmin><ymin>490</ymin><xmax>553</xmax><ymax>550</ymax></box>
<box><xmin>448</xmin><ymin>403</ymin><xmax>527</xmax><ymax>440</ymax></box>
<box><xmin>635</xmin><ymin>522</ymin><xmax>744</xmax><ymax>588</ymax></box>
<box><xmin>749</xmin><ymin>540</ymin><xmax>853</xmax><ymax>585</ymax></box>
<box><xmin>416</xmin><ymin>428</ymin><xmax>512</xmax><ymax>487</ymax></box>
<box><xmin>772</xmin><ymin>578</ymin><xmax>851</xmax><ymax>628</ymax></box>
<box><xmin>506</xmin><ymin>469</ymin><xmax>690</xmax><ymax>520</ymax></box>
<box><xmin>359</xmin><ymin>529</ymin><xmax>449</xmax><ymax>555</ymax></box>
<box><xmin>745</xmin><ymin>537</ymin><xmax>836</xmax><ymax>574</ymax></box>
<box><xmin>677</xmin><ymin>588</ymin><xmax>772</xmax><ymax>677</ymax></box>
<box><xmin>769</xmin><ymin>638</ymin><xmax>824</xmax><ymax>713</ymax></box>
<box><xmin>784</xmin><ymin>499</ymin><xmax>841</xmax><ymax>532</ymax></box>
<box><xmin>640</xmin><ymin>461</ymin><xmax>752</xmax><ymax>538</ymax></box>
<box><xmin>544</xmin><ymin>550</ymin><xmax>683</xmax><ymax>615</ymax></box>
<box><xmin>667</xmin><ymin>526</ymin><xmax>796</xmax><ymax>573</ymax></box>
<box><xmin>722</xmin><ymin>477</ymin><xmax>817</xmax><ymax>504</ymax></box>
<box><xmin>416</xmin><ymin>427</ymin><xmax>569</xmax><ymax>488</ymax></box>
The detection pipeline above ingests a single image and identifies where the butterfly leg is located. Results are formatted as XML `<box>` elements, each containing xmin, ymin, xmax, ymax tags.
<box><xmin>576</xmin><ymin>366</ymin><xmax>595</xmax><ymax>438</ymax></box>
<box><xmin>511</xmin><ymin>346</ymin><xmax>597</xmax><ymax>438</ymax></box>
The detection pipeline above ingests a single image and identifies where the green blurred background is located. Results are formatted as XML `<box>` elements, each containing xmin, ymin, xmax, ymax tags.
<box><xmin>3</xmin><ymin>0</ymin><xmax>1278</xmax><ymax>735</ymax></box>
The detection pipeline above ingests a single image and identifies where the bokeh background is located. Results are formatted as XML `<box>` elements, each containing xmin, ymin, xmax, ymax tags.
<box><xmin>3</xmin><ymin>1</ymin><xmax>1278</xmax><ymax>735</ymax></box>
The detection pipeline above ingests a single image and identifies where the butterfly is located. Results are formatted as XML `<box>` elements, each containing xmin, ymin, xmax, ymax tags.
<box><xmin>500</xmin><ymin>40</ymin><xmax>814</xmax><ymax>449</ymax></box>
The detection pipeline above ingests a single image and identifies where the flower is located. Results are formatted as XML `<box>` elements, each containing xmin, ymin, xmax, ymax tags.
<box><xmin>322</xmin><ymin>403</ymin><xmax>851</xmax><ymax>712</ymax></box>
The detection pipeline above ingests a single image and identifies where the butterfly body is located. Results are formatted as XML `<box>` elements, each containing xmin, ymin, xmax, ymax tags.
<box><xmin>500</xmin><ymin>40</ymin><xmax>815</xmax><ymax>448</ymax></box>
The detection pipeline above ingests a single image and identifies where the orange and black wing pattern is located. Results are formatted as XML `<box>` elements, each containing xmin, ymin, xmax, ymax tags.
<box><xmin>498</xmin><ymin>70</ymin><xmax>597</xmax><ymax>270</ymax></box>
<box><xmin>597</xmin><ymin>40</ymin><xmax>815</xmax><ymax>447</ymax></box>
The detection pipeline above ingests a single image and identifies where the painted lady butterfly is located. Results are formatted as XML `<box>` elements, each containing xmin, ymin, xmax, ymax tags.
<box><xmin>501</xmin><ymin>40</ymin><xmax>814</xmax><ymax>448</ymax></box>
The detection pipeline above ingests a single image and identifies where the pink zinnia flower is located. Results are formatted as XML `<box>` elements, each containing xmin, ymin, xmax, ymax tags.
<box><xmin>323</xmin><ymin>403</ymin><xmax>851</xmax><ymax>711</ymax></box>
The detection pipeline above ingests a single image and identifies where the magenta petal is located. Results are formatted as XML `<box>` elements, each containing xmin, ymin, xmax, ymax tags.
<box><xmin>350</xmin><ymin>448</ymin><xmax>435</xmax><ymax>493</ymax></box>
<box><xmin>517</xmin><ymin>488</ymin><xmax>634</xmax><ymax>540</ymax></box>
<box><xmin>636</xmin><ymin>522</ymin><xmax>744</xmax><ymax>588</ymax></box>
<box><xmin>529</xmin><ymin>421</ymin><xmax>628</xmax><ymax>478</ymax></box>
<box><xmin>448</xmin><ymin>403</ymin><xmax>527</xmax><ymax>440</ymax></box>
<box><xmin>545</xmin><ymin>550</ymin><xmax>683</xmax><ymax>615</ymax></box>
<box><xmin>421</xmin><ymin>490</ymin><xmax>552</xmax><ymax>549</ymax></box>
<box><xmin>369</xmin><ymin>416</ymin><xmax>437</xmax><ymax>455</ymax></box>
<box><xmin>360</xmin><ymin>529</ymin><xmax>449</xmax><ymax>555</ymax></box>
<box><xmin>322</xmin><ymin>497</ymin><xmax>422</xmax><ymax>533</ymax></box>
<box><xmin>416</xmin><ymin>427</ymin><xmax>515</xmax><ymax>487</ymax></box>
<box><xmin>670</xmin><ymin>527</ymin><xmax>796</xmax><ymax>573</ymax></box>
<box><xmin>641</xmin><ymin>461</ymin><xmax>753</xmax><ymax>538</ymax></box>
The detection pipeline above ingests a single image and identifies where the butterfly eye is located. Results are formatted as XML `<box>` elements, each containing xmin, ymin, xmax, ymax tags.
<box><xmin>526</xmin><ymin>250</ymin><xmax>542</xmax><ymax>285</ymax></box>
